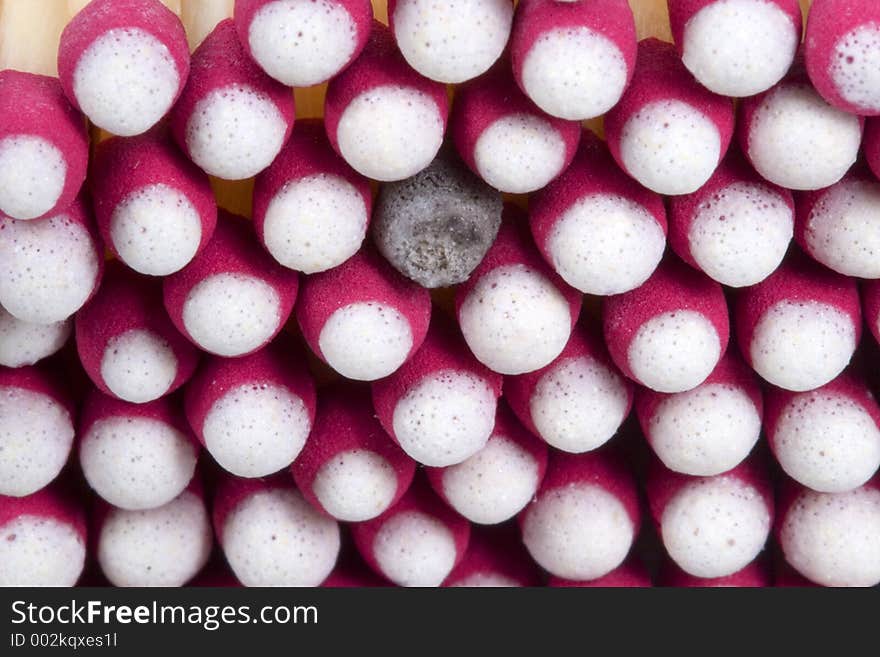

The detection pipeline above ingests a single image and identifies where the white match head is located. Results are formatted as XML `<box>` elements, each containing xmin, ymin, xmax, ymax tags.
<box><xmin>98</xmin><ymin>489</ymin><xmax>212</xmax><ymax>587</ymax></box>
<box><xmin>649</xmin><ymin>383</ymin><xmax>762</xmax><ymax>477</ymax></box>
<box><xmin>688</xmin><ymin>181</ymin><xmax>793</xmax><ymax>287</ymax></box>
<box><xmin>829</xmin><ymin>24</ymin><xmax>880</xmax><ymax>114</ymax></box>
<box><xmin>0</xmin><ymin>135</ymin><xmax>66</xmax><ymax>220</ymax></box>
<box><xmin>391</xmin><ymin>370</ymin><xmax>496</xmax><ymax>467</ymax></box>
<box><xmin>311</xmin><ymin>449</ymin><xmax>399</xmax><ymax>522</ymax></box>
<box><xmin>0</xmin><ymin>213</ymin><xmax>99</xmax><ymax>325</ymax></box>
<box><xmin>449</xmin><ymin>572</ymin><xmax>521</xmax><ymax>587</ymax></box>
<box><xmin>440</xmin><ymin>433</ymin><xmax>541</xmax><ymax>524</ymax></box>
<box><xmin>661</xmin><ymin>475</ymin><xmax>771</xmax><ymax>578</ymax></box>
<box><xmin>0</xmin><ymin>515</ymin><xmax>85</xmax><ymax>586</ymax></box>
<box><xmin>749</xmin><ymin>300</ymin><xmax>856</xmax><ymax>391</ymax></box>
<box><xmin>110</xmin><ymin>184</ymin><xmax>203</xmax><ymax>277</ymax></box>
<box><xmin>393</xmin><ymin>0</ymin><xmax>512</xmax><ymax>83</ymax></box>
<box><xmin>247</xmin><ymin>0</ymin><xmax>359</xmax><ymax>87</ymax></box>
<box><xmin>262</xmin><ymin>173</ymin><xmax>368</xmax><ymax>274</ymax></box>
<box><xmin>628</xmin><ymin>310</ymin><xmax>722</xmax><ymax>394</ymax></box>
<box><xmin>335</xmin><ymin>85</ymin><xmax>445</xmax><ymax>181</ymax></box>
<box><xmin>681</xmin><ymin>0</ymin><xmax>798</xmax><ymax>97</ymax></box>
<box><xmin>99</xmin><ymin>329</ymin><xmax>178</xmax><ymax>404</ymax></box>
<box><xmin>804</xmin><ymin>179</ymin><xmax>880</xmax><ymax>279</ymax></box>
<box><xmin>459</xmin><ymin>264</ymin><xmax>572</xmax><ymax>375</ymax></box>
<box><xmin>521</xmin><ymin>26</ymin><xmax>629</xmax><ymax>120</ymax></box>
<box><xmin>373</xmin><ymin>510</ymin><xmax>458</xmax><ymax>587</ymax></box>
<box><xmin>474</xmin><ymin>113</ymin><xmax>567</xmax><ymax>194</ymax></box>
<box><xmin>186</xmin><ymin>84</ymin><xmax>288</xmax><ymax>180</ymax></box>
<box><xmin>74</xmin><ymin>28</ymin><xmax>180</xmax><ymax>136</ymax></box>
<box><xmin>202</xmin><ymin>383</ymin><xmax>311</xmax><ymax>478</ymax></box>
<box><xmin>773</xmin><ymin>392</ymin><xmax>880</xmax><ymax>493</ymax></box>
<box><xmin>522</xmin><ymin>483</ymin><xmax>636</xmax><ymax>580</ymax></box>
<box><xmin>318</xmin><ymin>302</ymin><xmax>414</xmax><ymax>381</ymax></box>
<box><xmin>221</xmin><ymin>488</ymin><xmax>340</xmax><ymax>587</ymax></box>
<box><xmin>781</xmin><ymin>486</ymin><xmax>880</xmax><ymax>587</ymax></box>
<box><xmin>0</xmin><ymin>386</ymin><xmax>74</xmax><ymax>497</ymax></box>
<box><xmin>619</xmin><ymin>99</ymin><xmax>722</xmax><ymax>195</ymax></box>
<box><xmin>0</xmin><ymin>307</ymin><xmax>70</xmax><ymax>368</ymax></box>
<box><xmin>530</xmin><ymin>356</ymin><xmax>630</xmax><ymax>453</ymax></box>
<box><xmin>747</xmin><ymin>83</ymin><xmax>862</xmax><ymax>190</ymax></box>
<box><xmin>80</xmin><ymin>416</ymin><xmax>198</xmax><ymax>510</ymax></box>
<box><xmin>548</xmin><ymin>194</ymin><xmax>666</xmax><ymax>295</ymax></box>
<box><xmin>182</xmin><ymin>273</ymin><xmax>282</xmax><ymax>357</ymax></box>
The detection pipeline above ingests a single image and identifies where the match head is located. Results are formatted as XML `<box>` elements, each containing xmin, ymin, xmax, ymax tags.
<box><xmin>0</xmin><ymin>487</ymin><xmax>86</xmax><ymax>586</ymax></box>
<box><xmin>389</xmin><ymin>0</ymin><xmax>513</xmax><ymax>83</ymax></box>
<box><xmin>214</xmin><ymin>476</ymin><xmax>340</xmax><ymax>587</ymax></box>
<box><xmin>351</xmin><ymin>479</ymin><xmax>470</xmax><ymax>587</ymax></box>
<box><xmin>296</xmin><ymin>247</ymin><xmax>431</xmax><ymax>381</ymax></box>
<box><xmin>426</xmin><ymin>404</ymin><xmax>548</xmax><ymax>525</ymax></box>
<box><xmin>0</xmin><ymin>196</ymin><xmax>103</xmax><ymax>325</ymax></box>
<box><xmin>805</xmin><ymin>0</ymin><xmax>880</xmax><ymax>116</ymax></box>
<box><xmin>669</xmin><ymin>0</ymin><xmax>802</xmax><ymax>97</ymax></box>
<box><xmin>78</xmin><ymin>391</ymin><xmax>199</xmax><ymax>511</ymax></box>
<box><xmin>765</xmin><ymin>372</ymin><xmax>880</xmax><ymax>493</ymax></box>
<box><xmin>510</xmin><ymin>0</ymin><xmax>637</xmax><ymax>120</ymax></box>
<box><xmin>778</xmin><ymin>477</ymin><xmax>880</xmax><ymax>587</ymax></box>
<box><xmin>605</xmin><ymin>38</ymin><xmax>735</xmax><ymax>196</ymax></box>
<box><xmin>373</xmin><ymin>149</ymin><xmax>503</xmax><ymax>288</ymax></box>
<box><xmin>453</xmin><ymin>57</ymin><xmax>577</xmax><ymax>192</ymax></box>
<box><xmin>235</xmin><ymin>0</ymin><xmax>373</xmax><ymax>87</ymax></box>
<box><xmin>739</xmin><ymin>63</ymin><xmax>863</xmax><ymax>191</ymax></box>
<box><xmin>372</xmin><ymin>317</ymin><xmax>503</xmax><ymax>467</ymax></box>
<box><xmin>636</xmin><ymin>352</ymin><xmax>763</xmax><ymax>477</ymax></box>
<box><xmin>324</xmin><ymin>21</ymin><xmax>449</xmax><ymax>182</ymax></box>
<box><xmin>185</xmin><ymin>339</ymin><xmax>316</xmax><ymax>479</ymax></box>
<box><xmin>91</xmin><ymin>130</ymin><xmax>217</xmax><ymax>277</ymax></box>
<box><xmin>796</xmin><ymin>168</ymin><xmax>880</xmax><ymax>279</ymax></box>
<box><xmin>293</xmin><ymin>384</ymin><xmax>415</xmax><ymax>522</ymax></box>
<box><xmin>602</xmin><ymin>257</ymin><xmax>729</xmax><ymax>394</ymax></box>
<box><xmin>505</xmin><ymin>323</ymin><xmax>633</xmax><ymax>454</ymax></box>
<box><xmin>58</xmin><ymin>0</ymin><xmax>189</xmax><ymax>136</ymax></box>
<box><xmin>455</xmin><ymin>206</ymin><xmax>582</xmax><ymax>376</ymax></box>
<box><xmin>519</xmin><ymin>451</ymin><xmax>640</xmax><ymax>581</ymax></box>
<box><xmin>735</xmin><ymin>252</ymin><xmax>861</xmax><ymax>392</ymax></box>
<box><xmin>96</xmin><ymin>486</ymin><xmax>212</xmax><ymax>587</ymax></box>
<box><xmin>649</xmin><ymin>459</ymin><xmax>774</xmax><ymax>579</ymax></box>
<box><xmin>253</xmin><ymin>120</ymin><xmax>372</xmax><ymax>275</ymax></box>
<box><xmin>549</xmin><ymin>560</ymin><xmax>652</xmax><ymax>587</ymax></box>
<box><xmin>76</xmin><ymin>263</ymin><xmax>199</xmax><ymax>404</ymax></box>
<box><xmin>0</xmin><ymin>366</ymin><xmax>75</xmax><ymax>497</ymax></box>
<box><xmin>169</xmin><ymin>19</ymin><xmax>295</xmax><ymax>180</ymax></box>
<box><xmin>0</xmin><ymin>306</ymin><xmax>70</xmax><ymax>369</ymax></box>
<box><xmin>669</xmin><ymin>150</ymin><xmax>794</xmax><ymax>288</ymax></box>
<box><xmin>443</xmin><ymin>526</ymin><xmax>541</xmax><ymax>587</ymax></box>
<box><xmin>660</xmin><ymin>559</ymin><xmax>771</xmax><ymax>587</ymax></box>
<box><xmin>163</xmin><ymin>212</ymin><xmax>299</xmax><ymax>358</ymax></box>
<box><xmin>0</xmin><ymin>71</ymin><xmax>89</xmax><ymax>221</ymax></box>
<box><xmin>530</xmin><ymin>130</ymin><xmax>667</xmax><ymax>296</ymax></box>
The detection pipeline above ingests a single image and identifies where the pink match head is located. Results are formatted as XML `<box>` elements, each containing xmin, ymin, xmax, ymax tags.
<box><xmin>0</xmin><ymin>71</ymin><xmax>88</xmax><ymax>222</ymax></box>
<box><xmin>234</xmin><ymin>0</ymin><xmax>373</xmax><ymax>87</ymax></box>
<box><xmin>253</xmin><ymin>119</ymin><xmax>372</xmax><ymax>275</ymax></box>
<box><xmin>372</xmin><ymin>315</ymin><xmax>503</xmax><ymax>467</ymax></box>
<box><xmin>58</xmin><ymin>0</ymin><xmax>189</xmax><ymax>136</ymax></box>
<box><xmin>549</xmin><ymin>559</ymin><xmax>652</xmax><ymax>587</ymax></box>
<box><xmin>510</xmin><ymin>0</ymin><xmax>637</xmax><ymax>121</ymax></box>
<box><xmin>163</xmin><ymin>211</ymin><xmax>299</xmax><ymax>358</ymax></box>
<box><xmin>443</xmin><ymin>526</ymin><xmax>542</xmax><ymax>587</ymax></box>
<box><xmin>295</xmin><ymin>246</ymin><xmax>431</xmax><ymax>381</ymax></box>
<box><xmin>605</xmin><ymin>38</ymin><xmax>735</xmax><ymax>196</ymax></box>
<box><xmin>90</xmin><ymin>129</ymin><xmax>217</xmax><ymax>277</ymax></box>
<box><xmin>324</xmin><ymin>20</ymin><xmax>449</xmax><ymax>182</ymax></box>
<box><xmin>602</xmin><ymin>256</ymin><xmax>729</xmax><ymax>394</ymax></box>
<box><xmin>530</xmin><ymin>129</ymin><xmax>667</xmax><ymax>296</ymax></box>
<box><xmin>292</xmin><ymin>383</ymin><xmax>414</xmax><ymax>522</ymax></box>
<box><xmin>169</xmin><ymin>18</ymin><xmax>295</xmax><ymax>180</ymax></box>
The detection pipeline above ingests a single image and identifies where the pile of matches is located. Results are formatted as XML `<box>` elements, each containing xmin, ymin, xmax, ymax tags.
<box><xmin>4</xmin><ymin>0</ymin><xmax>880</xmax><ymax>589</ymax></box>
